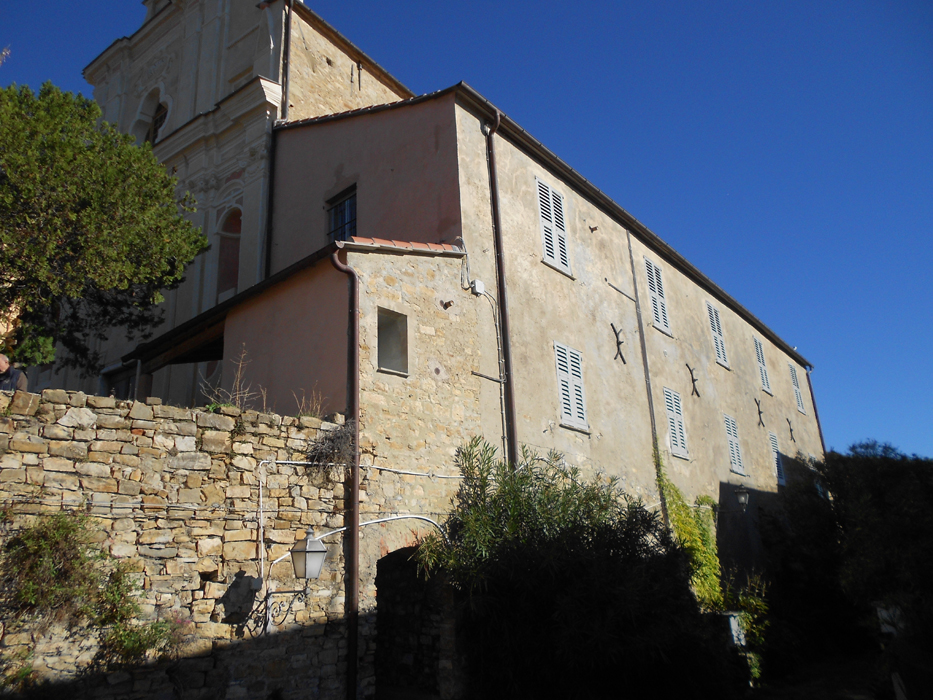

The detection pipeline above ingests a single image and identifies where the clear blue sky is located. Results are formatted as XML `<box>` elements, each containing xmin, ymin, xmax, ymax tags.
<box><xmin>2</xmin><ymin>0</ymin><xmax>931</xmax><ymax>457</ymax></box>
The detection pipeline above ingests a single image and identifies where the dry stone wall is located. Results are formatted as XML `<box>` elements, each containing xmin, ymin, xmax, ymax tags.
<box><xmin>0</xmin><ymin>389</ymin><xmax>356</xmax><ymax>699</ymax></box>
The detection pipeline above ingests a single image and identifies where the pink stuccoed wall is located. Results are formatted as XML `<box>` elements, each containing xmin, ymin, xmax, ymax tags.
<box><xmin>223</xmin><ymin>261</ymin><xmax>348</xmax><ymax>417</ymax></box>
<box><xmin>269</xmin><ymin>93</ymin><xmax>462</xmax><ymax>275</ymax></box>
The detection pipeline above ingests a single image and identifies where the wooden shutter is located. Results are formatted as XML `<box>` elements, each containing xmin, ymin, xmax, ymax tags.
<box><xmin>554</xmin><ymin>341</ymin><xmax>587</xmax><ymax>429</ymax></box>
<box><xmin>644</xmin><ymin>258</ymin><xmax>671</xmax><ymax>333</ymax></box>
<box><xmin>754</xmin><ymin>338</ymin><xmax>771</xmax><ymax>393</ymax></box>
<box><xmin>706</xmin><ymin>301</ymin><xmax>728</xmax><ymax>366</ymax></box>
<box><xmin>663</xmin><ymin>387</ymin><xmax>688</xmax><ymax>459</ymax></box>
<box><xmin>724</xmin><ymin>414</ymin><xmax>745</xmax><ymax>475</ymax></box>
<box><xmin>538</xmin><ymin>179</ymin><xmax>571</xmax><ymax>274</ymax></box>
<box><xmin>770</xmin><ymin>432</ymin><xmax>785</xmax><ymax>485</ymax></box>
<box><xmin>789</xmin><ymin>364</ymin><xmax>806</xmax><ymax>414</ymax></box>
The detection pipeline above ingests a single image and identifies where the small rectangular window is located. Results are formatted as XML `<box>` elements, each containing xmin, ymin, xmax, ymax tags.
<box><xmin>724</xmin><ymin>414</ymin><xmax>745</xmax><ymax>475</ymax></box>
<box><xmin>377</xmin><ymin>308</ymin><xmax>408</xmax><ymax>375</ymax></box>
<box><xmin>663</xmin><ymin>387</ymin><xmax>688</xmax><ymax>459</ymax></box>
<box><xmin>754</xmin><ymin>337</ymin><xmax>772</xmax><ymax>394</ymax></box>
<box><xmin>789</xmin><ymin>363</ymin><xmax>806</xmax><ymax>414</ymax></box>
<box><xmin>769</xmin><ymin>432</ymin><xmax>785</xmax><ymax>485</ymax></box>
<box><xmin>706</xmin><ymin>301</ymin><xmax>728</xmax><ymax>366</ymax></box>
<box><xmin>327</xmin><ymin>185</ymin><xmax>357</xmax><ymax>242</ymax></box>
<box><xmin>537</xmin><ymin>179</ymin><xmax>571</xmax><ymax>275</ymax></box>
<box><xmin>645</xmin><ymin>257</ymin><xmax>671</xmax><ymax>334</ymax></box>
<box><xmin>554</xmin><ymin>341</ymin><xmax>587</xmax><ymax>430</ymax></box>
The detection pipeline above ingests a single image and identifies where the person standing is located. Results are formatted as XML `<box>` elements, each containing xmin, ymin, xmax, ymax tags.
<box><xmin>0</xmin><ymin>354</ymin><xmax>28</xmax><ymax>392</ymax></box>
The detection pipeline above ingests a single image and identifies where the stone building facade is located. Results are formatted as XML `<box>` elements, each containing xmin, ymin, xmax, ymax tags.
<box><xmin>25</xmin><ymin>4</ymin><xmax>829</xmax><ymax>694</ymax></box>
<box><xmin>42</xmin><ymin>0</ymin><xmax>412</xmax><ymax>404</ymax></box>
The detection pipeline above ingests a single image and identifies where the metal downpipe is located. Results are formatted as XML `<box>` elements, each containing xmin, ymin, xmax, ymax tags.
<box><xmin>486</xmin><ymin>110</ymin><xmax>519</xmax><ymax>468</ymax></box>
<box><xmin>330</xmin><ymin>246</ymin><xmax>360</xmax><ymax>700</ymax></box>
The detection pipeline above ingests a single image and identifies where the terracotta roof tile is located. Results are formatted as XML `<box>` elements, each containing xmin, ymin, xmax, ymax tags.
<box><xmin>346</xmin><ymin>236</ymin><xmax>462</xmax><ymax>255</ymax></box>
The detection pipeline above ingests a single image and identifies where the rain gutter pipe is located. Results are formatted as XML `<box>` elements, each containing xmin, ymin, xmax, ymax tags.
<box><xmin>485</xmin><ymin>110</ymin><xmax>519</xmax><ymax>468</ymax></box>
<box><xmin>329</xmin><ymin>245</ymin><xmax>360</xmax><ymax>700</ymax></box>
<box><xmin>281</xmin><ymin>0</ymin><xmax>292</xmax><ymax>122</ymax></box>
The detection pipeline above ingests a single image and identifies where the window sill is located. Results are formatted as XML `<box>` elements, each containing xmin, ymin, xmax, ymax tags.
<box><xmin>653</xmin><ymin>325</ymin><xmax>673</xmax><ymax>338</ymax></box>
<box><xmin>762</xmin><ymin>388</ymin><xmax>773</xmax><ymax>397</ymax></box>
<box><xmin>377</xmin><ymin>367</ymin><xmax>409</xmax><ymax>378</ymax></box>
<box><xmin>797</xmin><ymin>408</ymin><xmax>807</xmax><ymax>415</ymax></box>
<box><xmin>729</xmin><ymin>468</ymin><xmax>747</xmax><ymax>476</ymax></box>
<box><xmin>672</xmin><ymin>452</ymin><xmax>690</xmax><ymax>461</ymax></box>
<box><xmin>541</xmin><ymin>259</ymin><xmax>575</xmax><ymax>279</ymax></box>
<box><xmin>716</xmin><ymin>360</ymin><xmax>731</xmax><ymax>371</ymax></box>
<box><xmin>559</xmin><ymin>421</ymin><xmax>590</xmax><ymax>435</ymax></box>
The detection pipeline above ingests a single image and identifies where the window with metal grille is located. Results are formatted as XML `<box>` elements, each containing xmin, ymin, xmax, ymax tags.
<box><xmin>537</xmin><ymin>179</ymin><xmax>571</xmax><ymax>275</ymax></box>
<box><xmin>554</xmin><ymin>341</ymin><xmax>587</xmax><ymax>430</ymax></box>
<box><xmin>789</xmin><ymin>363</ymin><xmax>806</xmax><ymax>414</ymax></box>
<box><xmin>770</xmin><ymin>432</ymin><xmax>785</xmax><ymax>485</ymax></box>
<box><xmin>663</xmin><ymin>387</ymin><xmax>688</xmax><ymax>459</ymax></box>
<box><xmin>327</xmin><ymin>186</ymin><xmax>357</xmax><ymax>242</ymax></box>
<box><xmin>724</xmin><ymin>414</ymin><xmax>745</xmax><ymax>475</ymax></box>
<box><xmin>754</xmin><ymin>337</ymin><xmax>772</xmax><ymax>394</ymax></box>
<box><xmin>706</xmin><ymin>301</ymin><xmax>728</xmax><ymax>366</ymax></box>
<box><xmin>644</xmin><ymin>257</ymin><xmax>670</xmax><ymax>333</ymax></box>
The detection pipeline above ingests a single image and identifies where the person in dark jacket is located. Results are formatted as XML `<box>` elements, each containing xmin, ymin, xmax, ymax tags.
<box><xmin>0</xmin><ymin>354</ymin><xmax>27</xmax><ymax>392</ymax></box>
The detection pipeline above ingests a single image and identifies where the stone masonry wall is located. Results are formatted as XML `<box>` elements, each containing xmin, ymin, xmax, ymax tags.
<box><xmin>0</xmin><ymin>389</ymin><xmax>355</xmax><ymax>699</ymax></box>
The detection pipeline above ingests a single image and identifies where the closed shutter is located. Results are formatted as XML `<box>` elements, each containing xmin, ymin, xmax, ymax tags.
<box><xmin>789</xmin><ymin>364</ymin><xmax>806</xmax><ymax>414</ymax></box>
<box><xmin>754</xmin><ymin>338</ymin><xmax>772</xmax><ymax>393</ymax></box>
<box><xmin>724</xmin><ymin>414</ymin><xmax>745</xmax><ymax>475</ymax></box>
<box><xmin>770</xmin><ymin>432</ymin><xmax>785</xmax><ymax>485</ymax></box>
<box><xmin>554</xmin><ymin>341</ymin><xmax>587</xmax><ymax>429</ymax></box>
<box><xmin>644</xmin><ymin>258</ymin><xmax>671</xmax><ymax>333</ymax></box>
<box><xmin>538</xmin><ymin>179</ymin><xmax>571</xmax><ymax>274</ymax></box>
<box><xmin>663</xmin><ymin>387</ymin><xmax>688</xmax><ymax>459</ymax></box>
<box><xmin>706</xmin><ymin>301</ymin><xmax>728</xmax><ymax>366</ymax></box>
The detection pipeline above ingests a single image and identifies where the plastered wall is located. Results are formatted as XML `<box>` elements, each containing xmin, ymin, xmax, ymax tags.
<box><xmin>452</xmin><ymin>98</ymin><xmax>823</xmax><ymax>506</ymax></box>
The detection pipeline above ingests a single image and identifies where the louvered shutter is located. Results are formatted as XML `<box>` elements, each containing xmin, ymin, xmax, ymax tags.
<box><xmin>706</xmin><ymin>302</ymin><xmax>728</xmax><ymax>366</ymax></box>
<box><xmin>644</xmin><ymin>258</ymin><xmax>671</xmax><ymax>333</ymax></box>
<box><xmin>538</xmin><ymin>180</ymin><xmax>571</xmax><ymax>274</ymax></box>
<box><xmin>724</xmin><ymin>414</ymin><xmax>745</xmax><ymax>475</ymax></box>
<box><xmin>554</xmin><ymin>341</ymin><xmax>587</xmax><ymax>429</ymax></box>
<box><xmin>754</xmin><ymin>338</ymin><xmax>772</xmax><ymax>393</ymax></box>
<box><xmin>663</xmin><ymin>387</ymin><xmax>688</xmax><ymax>459</ymax></box>
<box><xmin>789</xmin><ymin>364</ymin><xmax>806</xmax><ymax>414</ymax></box>
<box><xmin>770</xmin><ymin>432</ymin><xmax>785</xmax><ymax>485</ymax></box>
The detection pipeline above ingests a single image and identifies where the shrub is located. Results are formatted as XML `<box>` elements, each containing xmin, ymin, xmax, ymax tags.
<box><xmin>418</xmin><ymin>439</ymin><xmax>743</xmax><ymax>699</ymax></box>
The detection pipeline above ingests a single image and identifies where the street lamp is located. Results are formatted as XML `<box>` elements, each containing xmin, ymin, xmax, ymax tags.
<box><xmin>734</xmin><ymin>486</ymin><xmax>750</xmax><ymax>513</ymax></box>
<box><xmin>289</xmin><ymin>535</ymin><xmax>328</xmax><ymax>580</ymax></box>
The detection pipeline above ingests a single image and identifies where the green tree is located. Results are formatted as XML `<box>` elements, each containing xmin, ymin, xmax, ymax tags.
<box><xmin>762</xmin><ymin>442</ymin><xmax>933</xmax><ymax>685</ymax></box>
<box><xmin>0</xmin><ymin>82</ymin><xmax>206</xmax><ymax>372</ymax></box>
<box><xmin>418</xmin><ymin>439</ymin><xmax>742</xmax><ymax>699</ymax></box>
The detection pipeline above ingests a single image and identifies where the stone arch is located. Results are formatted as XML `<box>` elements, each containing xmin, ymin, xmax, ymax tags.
<box><xmin>374</xmin><ymin>547</ymin><xmax>462</xmax><ymax>699</ymax></box>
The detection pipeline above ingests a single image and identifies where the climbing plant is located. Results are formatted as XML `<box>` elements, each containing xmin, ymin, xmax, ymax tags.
<box><xmin>657</xmin><ymin>466</ymin><xmax>723</xmax><ymax>609</ymax></box>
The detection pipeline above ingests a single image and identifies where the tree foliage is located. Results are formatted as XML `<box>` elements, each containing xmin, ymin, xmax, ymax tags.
<box><xmin>762</xmin><ymin>442</ymin><xmax>933</xmax><ymax>680</ymax></box>
<box><xmin>0</xmin><ymin>82</ymin><xmax>206</xmax><ymax>372</ymax></box>
<box><xmin>418</xmin><ymin>439</ymin><xmax>742</xmax><ymax>699</ymax></box>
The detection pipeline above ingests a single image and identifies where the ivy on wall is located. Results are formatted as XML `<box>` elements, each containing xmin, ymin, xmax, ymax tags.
<box><xmin>656</xmin><ymin>467</ymin><xmax>723</xmax><ymax>610</ymax></box>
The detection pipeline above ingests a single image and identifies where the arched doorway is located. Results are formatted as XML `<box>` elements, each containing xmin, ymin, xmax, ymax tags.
<box><xmin>374</xmin><ymin>548</ymin><xmax>462</xmax><ymax>700</ymax></box>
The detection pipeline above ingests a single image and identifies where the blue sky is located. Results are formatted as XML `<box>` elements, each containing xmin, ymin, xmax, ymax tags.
<box><xmin>2</xmin><ymin>0</ymin><xmax>931</xmax><ymax>457</ymax></box>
